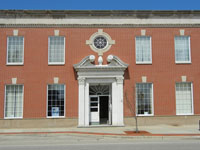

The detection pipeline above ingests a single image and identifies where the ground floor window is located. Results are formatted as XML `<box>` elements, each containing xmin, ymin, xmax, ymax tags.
<box><xmin>47</xmin><ymin>84</ymin><xmax>65</xmax><ymax>117</ymax></box>
<box><xmin>176</xmin><ymin>82</ymin><xmax>193</xmax><ymax>115</ymax></box>
<box><xmin>5</xmin><ymin>85</ymin><xmax>23</xmax><ymax>118</ymax></box>
<box><xmin>136</xmin><ymin>83</ymin><xmax>153</xmax><ymax>116</ymax></box>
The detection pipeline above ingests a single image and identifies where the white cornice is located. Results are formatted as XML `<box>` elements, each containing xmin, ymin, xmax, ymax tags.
<box><xmin>1</xmin><ymin>18</ymin><xmax>200</xmax><ymax>25</ymax></box>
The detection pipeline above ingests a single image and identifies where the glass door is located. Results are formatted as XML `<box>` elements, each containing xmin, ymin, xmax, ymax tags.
<box><xmin>89</xmin><ymin>84</ymin><xmax>112</xmax><ymax>125</ymax></box>
<box><xmin>89</xmin><ymin>96</ymin><xmax>99</xmax><ymax>125</ymax></box>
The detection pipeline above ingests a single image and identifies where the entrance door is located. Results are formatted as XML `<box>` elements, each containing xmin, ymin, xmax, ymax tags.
<box><xmin>89</xmin><ymin>95</ymin><xmax>111</xmax><ymax>125</ymax></box>
<box><xmin>89</xmin><ymin>84</ymin><xmax>111</xmax><ymax>125</ymax></box>
<box><xmin>89</xmin><ymin>96</ymin><xmax>99</xmax><ymax>125</ymax></box>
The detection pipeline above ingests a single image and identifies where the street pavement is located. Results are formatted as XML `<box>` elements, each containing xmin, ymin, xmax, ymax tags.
<box><xmin>0</xmin><ymin>133</ymin><xmax>200</xmax><ymax>150</ymax></box>
<box><xmin>1</xmin><ymin>142</ymin><xmax>200</xmax><ymax>150</ymax></box>
<box><xmin>0</xmin><ymin>124</ymin><xmax>199</xmax><ymax>136</ymax></box>
<box><xmin>0</xmin><ymin>124</ymin><xmax>200</xmax><ymax>150</ymax></box>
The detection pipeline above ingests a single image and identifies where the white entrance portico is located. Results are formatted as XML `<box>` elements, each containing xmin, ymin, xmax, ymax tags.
<box><xmin>74</xmin><ymin>55</ymin><xmax>128</xmax><ymax>127</ymax></box>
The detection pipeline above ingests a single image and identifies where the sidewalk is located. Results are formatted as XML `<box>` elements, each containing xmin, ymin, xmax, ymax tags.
<box><xmin>0</xmin><ymin>124</ymin><xmax>200</xmax><ymax>137</ymax></box>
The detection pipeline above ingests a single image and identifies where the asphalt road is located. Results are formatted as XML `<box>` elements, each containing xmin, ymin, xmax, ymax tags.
<box><xmin>0</xmin><ymin>134</ymin><xmax>200</xmax><ymax>150</ymax></box>
<box><xmin>1</xmin><ymin>142</ymin><xmax>200</xmax><ymax>150</ymax></box>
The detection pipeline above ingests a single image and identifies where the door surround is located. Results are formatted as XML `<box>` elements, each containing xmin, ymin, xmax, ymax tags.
<box><xmin>74</xmin><ymin>55</ymin><xmax>128</xmax><ymax>127</ymax></box>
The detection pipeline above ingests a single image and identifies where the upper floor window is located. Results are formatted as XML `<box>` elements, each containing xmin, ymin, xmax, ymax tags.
<box><xmin>7</xmin><ymin>36</ymin><xmax>24</xmax><ymax>65</ymax></box>
<box><xmin>48</xmin><ymin>36</ymin><xmax>65</xmax><ymax>65</ymax></box>
<box><xmin>135</xmin><ymin>36</ymin><xmax>152</xmax><ymax>64</ymax></box>
<box><xmin>175</xmin><ymin>36</ymin><xmax>191</xmax><ymax>63</ymax></box>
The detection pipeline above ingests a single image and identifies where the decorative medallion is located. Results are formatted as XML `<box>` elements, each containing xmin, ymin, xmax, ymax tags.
<box><xmin>86</xmin><ymin>29</ymin><xmax>115</xmax><ymax>56</ymax></box>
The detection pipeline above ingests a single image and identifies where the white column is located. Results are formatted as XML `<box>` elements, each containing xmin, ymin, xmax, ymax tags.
<box><xmin>84</xmin><ymin>82</ymin><xmax>90</xmax><ymax>126</ymax></box>
<box><xmin>112</xmin><ymin>77</ymin><xmax>124</xmax><ymax>126</ymax></box>
<box><xmin>78</xmin><ymin>77</ymin><xmax>85</xmax><ymax>126</ymax></box>
<box><xmin>112</xmin><ymin>81</ymin><xmax>118</xmax><ymax>126</ymax></box>
<box><xmin>116</xmin><ymin>77</ymin><xmax>124</xmax><ymax>126</ymax></box>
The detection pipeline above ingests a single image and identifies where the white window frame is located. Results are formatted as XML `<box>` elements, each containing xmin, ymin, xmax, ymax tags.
<box><xmin>48</xmin><ymin>36</ymin><xmax>65</xmax><ymax>65</ymax></box>
<box><xmin>46</xmin><ymin>84</ymin><xmax>66</xmax><ymax>118</ymax></box>
<box><xmin>4</xmin><ymin>84</ymin><xmax>24</xmax><ymax>119</ymax></box>
<box><xmin>175</xmin><ymin>82</ymin><xmax>194</xmax><ymax>115</ymax></box>
<box><xmin>175</xmin><ymin>36</ymin><xmax>191</xmax><ymax>64</ymax></box>
<box><xmin>135</xmin><ymin>36</ymin><xmax>152</xmax><ymax>64</ymax></box>
<box><xmin>135</xmin><ymin>83</ymin><xmax>154</xmax><ymax>116</ymax></box>
<box><xmin>6</xmin><ymin>36</ymin><xmax>24</xmax><ymax>65</ymax></box>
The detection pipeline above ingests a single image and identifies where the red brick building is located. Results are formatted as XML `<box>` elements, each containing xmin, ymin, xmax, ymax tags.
<box><xmin>0</xmin><ymin>10</ymin><xmax>200</xmax><ymax>128</ymax></box>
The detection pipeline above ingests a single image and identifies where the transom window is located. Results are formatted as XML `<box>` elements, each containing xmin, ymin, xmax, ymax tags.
<box><xmin>48</xmin><ymin>36</ymin><xmax>65</xmax><ymax>64</ymax></box>
<box><xmin>175</xmin><ymin>36</ymin><xmax>191</xmax><ymax>63</ymax></box>
<box><xmin>47</xmin><ymin>84</ymin><xmax>65</xmax><ymax>117</ymax></box>
<box><xmin>136</xmin><ymin>83</ymin><xmax>153</xmax><ymax>116</ymax></box>
<box><xmin>135</xmin><ymin>36</ymin><xmax>152</xmax><ymax>64</ymax></box>
<box><xmin>5</xmin><ymin>85</ymin><xmax>24</xmax><ymax>118</ymax></box>
<box><xmin>176</xmin><ymin>82</ymin><xmax>193</xmax><ymax>115</ymax></box>
<box><xmin>89</xmin><ymin>84</ymin><xmax>110</xmax><ymax>95</ymax></box>
<box><xmin>7</xmin><ymin>36</ymin><xmax>24</xmax><ymax>65</ymax></box>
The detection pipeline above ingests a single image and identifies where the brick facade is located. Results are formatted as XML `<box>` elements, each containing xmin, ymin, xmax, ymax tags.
<box><xmin>0</xmin><ymin>10</ymin><xmax>200</xmax><ymax>127</ymax></box>
<box><xmin>0</xmin><ymin>28</ymin><xmax>200</xmax><ymax>118</ymax></box>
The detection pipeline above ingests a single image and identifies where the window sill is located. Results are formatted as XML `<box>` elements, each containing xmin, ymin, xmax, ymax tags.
<box><xmin>176</xmin><ymin>113</ymin><xmax>194</xmax><ymax>116</ymax></box>
<box><xmin>6</xmin><ymin>63</ymin><xmax>24</xmax><ymax>66</ymax></box>
<box><xmin>4</xmin><ymin>117</ymin><xmax>23</xmax><ymax>119</ymax></box>
<box><xmin>136</xmin><ymin>62</ymin><xmax>152</xmax><ymax>65</ymax></box>
<box><xmin>136</xmin><ymin>114</ymin><xmax>154</xmax><ymax>117</ymax></box>
<box><xmin>48</xmin><ymin>63</ymin><xmax>65</xmax><ymax>66</ymax></box>
<box><xmin>47</xmin><ymin>116</ymin><xmax>65</xmax><ymax>119</ymax></box>
<box><xmin>175</xmin><ymin>61</ymin><xmax>191</xmax><ymax>64</ymax></box>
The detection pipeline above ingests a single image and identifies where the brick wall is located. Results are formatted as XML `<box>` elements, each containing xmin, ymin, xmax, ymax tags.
<box><xmin>0</xmin><ymin>28</ymin><xmax>200</xmax><ymax>119</ymax></box>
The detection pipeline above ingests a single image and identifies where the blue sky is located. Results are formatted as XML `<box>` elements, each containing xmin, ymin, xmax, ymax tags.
<box><xmin>0</xmin><ymin>0</ymin><xmax>200</xmax><ymax>10</ymax></box>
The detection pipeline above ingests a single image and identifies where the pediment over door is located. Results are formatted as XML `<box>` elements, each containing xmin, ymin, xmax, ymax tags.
<box><xmin>73</xmin><ymin>55</ymin><xmax>128</xmax><ymax>73</ymax></box>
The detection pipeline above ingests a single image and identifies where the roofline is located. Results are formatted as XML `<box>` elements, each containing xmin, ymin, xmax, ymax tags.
<box><xmin>1</xmin><ymin>10</ymin><xmax>200</xmax><ymax>18</ymax></box>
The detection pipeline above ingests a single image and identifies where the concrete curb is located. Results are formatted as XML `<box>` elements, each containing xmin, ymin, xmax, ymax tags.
<box><xmin>1</xmin><ymin>130</ymin><xmax>200</xmax><ymax>139</ymax></box>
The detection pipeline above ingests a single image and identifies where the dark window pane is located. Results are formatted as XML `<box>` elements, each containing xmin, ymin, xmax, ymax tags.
<box><xmin>90</xmin><ymin>103</ymin><xmax>98</xmax><ymax>106</ymax></box>
<box><xmin>91</xmin><ymin>108</ymin><xmax>98</xmax><ymax>112</ymax></box>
